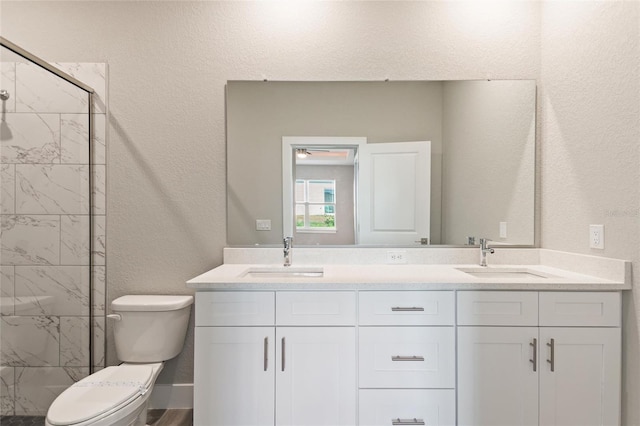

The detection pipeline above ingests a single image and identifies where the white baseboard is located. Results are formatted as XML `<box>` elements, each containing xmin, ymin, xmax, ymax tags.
<box><xmin>149</xmin><ymin>383</ymin><xmax>193</xmax><ymax>409</ymax></box>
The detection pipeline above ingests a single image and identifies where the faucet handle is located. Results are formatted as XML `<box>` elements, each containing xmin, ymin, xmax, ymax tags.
<box><xmin>479</xmin><ymin>238</ymin><xmax>494</xmax><ymax>251</ymax></box>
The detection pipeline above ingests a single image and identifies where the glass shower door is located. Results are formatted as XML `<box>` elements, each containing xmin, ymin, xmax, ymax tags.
<box><xmin>1</xmin><ymin>42</ymin><xmax>97</xmax><ymax>417</ymax></box>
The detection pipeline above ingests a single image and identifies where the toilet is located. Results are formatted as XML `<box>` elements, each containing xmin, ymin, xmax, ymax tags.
<box><xmin>45</xmin><ymin>295</ymin><xmax>193</xmax><ymax>426</ymax></box>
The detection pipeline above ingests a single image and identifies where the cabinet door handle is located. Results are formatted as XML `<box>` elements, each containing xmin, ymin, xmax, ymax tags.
<box><xmin>281</xmin><ymin>337</ymin><xmax>286</xmax><ymax>372</ymax></box>
<box><xmin>263</xmin><ymin>337</ymin><xmax>268</xmax><ymax>372</ymax></box>
<box><xmin>391</xmin><ymin>355</ymin><xmax>425</xmax><ymax>362</ymax></box>
<box><xmin>546</xmin><ymin>338</ymin><xmax>555</xmax><ymax>372</ymax></box>
<box><xmin>529</xmin><ymin>338</ymin><xmax>537</xmax><ymax>372</ymax></box>
<box><xmin>391</xmin><ymin>307</ymin><xmax>425</xmax><ymax>312</ymax></box>
<box><xmin>392</xmin><ymin>418</ymin><xmax>426</xmax><ymax>425</ymax></box>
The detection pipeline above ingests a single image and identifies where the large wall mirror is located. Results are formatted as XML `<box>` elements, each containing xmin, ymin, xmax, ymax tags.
<box><xmin>226</xmin><ymin>80</ymin><xmax>536</xmax><ymax>247</ymax></box>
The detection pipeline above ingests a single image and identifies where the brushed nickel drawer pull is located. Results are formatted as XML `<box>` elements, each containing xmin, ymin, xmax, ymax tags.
<box><xmin>530</xmin><ymin>338</ymin><xmax>537</xmax><ymax>372</ymax></box>
<box><xmin>392</xmin><ymin>355</ymin><xmax>425</xmax><ymax>362</ymax></box>
<box><xmin>391</xmin><ymin>307</ymin><xmax>425</xmax><ymax>312</ymax></box>
<box><xmin>392</xmin><ymin>418</ymin><xmax>425</xmax><ymax>425</ymax></box>
<box><xmin>263</xmin><ymin>337</ymin><xmax>268</xmax><ymax>372</ymax></box>
<box><xmin>547</xmin><ymin>338</ymin><xmax>555</xmax><ymax>372</ymax></box>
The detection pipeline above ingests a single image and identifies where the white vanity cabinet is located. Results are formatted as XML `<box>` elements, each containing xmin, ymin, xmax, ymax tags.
<box><xmin>358</xmin><ymin>291</ymin><xmax>456</xmax><ymax>426</ymax></box>
<box><xmin>457</xmin><ymin>291</ymin><xmax>621</xmax><ymax>426</ymax></box>
<box><xmin>193</xmin><ymin>291</ymin><xmax>357</xmax><ymax>426</ymax></box>
<box><xmin>192</xmin><ymin>285</ymin><xmax>623</xmax><ymax>426</ymax></box>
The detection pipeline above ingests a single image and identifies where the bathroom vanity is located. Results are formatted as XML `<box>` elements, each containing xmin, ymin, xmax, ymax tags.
<box><xmin>187</xmin><ymin>248</ymin><xmax>630</xmax><ymax>426</ymax></box>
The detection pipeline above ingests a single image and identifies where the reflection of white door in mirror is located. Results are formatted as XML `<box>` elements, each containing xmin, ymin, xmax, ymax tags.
<box><xmin>283</xmin><ymin>137</ymin><xmax>430</xmax><ymax>246</ymax></box>
<box><xmin>358</xmin><ymin>141</ymin><xmax>431</xmax><ymax>245</ymax></box>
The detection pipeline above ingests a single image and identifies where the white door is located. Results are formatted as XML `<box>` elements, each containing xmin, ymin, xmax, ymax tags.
<box><xmin>539</xmin><ymin>327</ymin><xmax>621</xmax><ymax>426</ymax></box>
<box><xmin>194</xmin><ymin>327</ymin><xmax>275</xmax><ymax>426</ymax></box>
<box><xmin>457</xmin><ymin>327</ymin><xmax>539</xmax><ymax>426</ymax></box>
<box><xmin>357</xmin><ymin>141</ymin><xmax>431</xmax><ymax>245</ymax></box>
<box><xmin>275</xmin><ymin>327</ymin><xmax>356</xmax><ymax>426</ymax></box>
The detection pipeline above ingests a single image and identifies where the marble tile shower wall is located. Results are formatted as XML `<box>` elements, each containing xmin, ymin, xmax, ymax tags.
<box><xmin>0</xmin><ymin>61</ymin><xmax>107</xmax><ymax>416</ymax></box>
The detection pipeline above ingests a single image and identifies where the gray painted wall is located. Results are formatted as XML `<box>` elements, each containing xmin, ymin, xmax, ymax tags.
<box><xmin>441</xmin><ymin>80</ymin><xmax>536</xmax><ymax>245</ymax></box>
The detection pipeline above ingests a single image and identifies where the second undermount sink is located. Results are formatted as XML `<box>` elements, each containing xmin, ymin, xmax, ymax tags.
<box><xmin>456</xmin><ymin>267</ymin><xmax>556</xmax><ymax>279</ymax></box>
<box><xmin>241</xmin><ymin>266</ymin><xmax>324</xmax><ymax>278</ymax></box>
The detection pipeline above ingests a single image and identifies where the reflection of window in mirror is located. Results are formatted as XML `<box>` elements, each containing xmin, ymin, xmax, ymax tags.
<box><xmin>295</xmin><ymin>179</ymin><xmax>336</xmax><ymax>232</ymax></box>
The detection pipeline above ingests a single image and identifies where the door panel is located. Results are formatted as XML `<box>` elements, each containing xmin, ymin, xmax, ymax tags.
<box><xmin>276</xmin><ymin>327</ymin><xmax>356</xmax><ymax>426</ymax></box>
<box><xmin>358</xmin><ymin>141</ymin><xmax>431</xmax><ymax>244</ymax></box>
<box><xmin>194</xmin><ymin>327</ymin><xmax>275</xmax><ymax>426</ymax></box>
<box><xmin>539</xmin><ymin>327</ymin><xmax>621</xmax><ymax>426</ymax></box>
<box><xmin>457</xmin><ymin>327</ymin><xmax>539</xmax><ymax>426</ymax></box>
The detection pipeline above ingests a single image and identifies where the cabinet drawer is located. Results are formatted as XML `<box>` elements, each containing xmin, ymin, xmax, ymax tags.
<box><xmin>457</xmin><ymin>291</ymin><xmax>538</xmax><ymax>326</ymax></box>
<box><xmin>359</xmin><ymin>389</ymin><xmax>455</xmax><ymax>426</ymax></box>
<box><xmin>276</xmin><ymin>291</ymin><xmax>356</xmax><ymax>325</ymax></box>
<box><xmin>359</xmin><ymin>291</ymin><xmax>454</xmax><ymax>325</ymax></box>
<box><xmin>195</xmin><ymin>291</ymin><xmax>274</xmax><ymax>326</ymax></box>
<box><xmin>359</xmin><ymin>327</ymin><xmax>455</xmax><ymax>389</ymax></box>
<box><xmin>539</xmin><ymin>292</ymin><xmax>620</xmax><ymax>327</ymax></box>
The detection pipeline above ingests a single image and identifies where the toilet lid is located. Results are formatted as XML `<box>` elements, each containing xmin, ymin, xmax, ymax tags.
<box><xmin>47</xmin><ymin>365</ymin><xmax>154</xmax><ymax>426</ymax></box>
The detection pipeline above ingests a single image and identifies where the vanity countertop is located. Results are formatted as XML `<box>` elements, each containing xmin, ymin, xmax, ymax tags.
<box><xmin>186</xmin><ymin>263</ymin><xmax>631</xmax><ymax>291</ymax></box>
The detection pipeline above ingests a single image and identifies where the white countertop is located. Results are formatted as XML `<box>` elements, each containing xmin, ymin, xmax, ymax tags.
<box><xmin>187</xmin><ymin>262</ymin><xmax>630</xmax><ymax>291</ymax></box>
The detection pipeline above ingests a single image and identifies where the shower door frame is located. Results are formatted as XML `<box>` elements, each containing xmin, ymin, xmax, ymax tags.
<box><xmin>0</xmin><ymin>36</ymin><xmax>99</xmax><ymax>374</ymax></box>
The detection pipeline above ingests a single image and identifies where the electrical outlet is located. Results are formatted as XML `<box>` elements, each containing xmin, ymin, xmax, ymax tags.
<box><xmin>256</xmin><ymin>219</ymin><xmax>271</xmax><ymax>231</ymax></box>
<box><xmin>589</xmin><ymin>224</ymin><xmax>604</xmax><ymax>249</ymax></box>
<box><xmin>386</xmin><ymin>250</ymin><xmax>407</xmax><ymax>264</ymax></box>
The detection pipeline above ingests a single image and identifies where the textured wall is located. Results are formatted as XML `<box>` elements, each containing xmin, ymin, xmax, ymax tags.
<box><xmin>16</xmin><ymin>0</ymin><xmax>640</xmax><ymax>393</ymax></box>
<box><xmin>540</xmin><ymin>1</ymin><xmax>640</xmax><ymax>422</ymax></box>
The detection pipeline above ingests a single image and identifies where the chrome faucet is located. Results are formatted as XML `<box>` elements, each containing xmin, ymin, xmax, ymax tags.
<box><xmin>479</xmin><ymin>238</ymin><xmax>495</xmax><ymax>267</ymax></box>
<box><xmin>283</xmin><ymin>236</ymin><xmax>293</xmax><ymax>267</ymax></box>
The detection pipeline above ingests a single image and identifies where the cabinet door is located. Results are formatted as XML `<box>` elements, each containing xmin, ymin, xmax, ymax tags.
<box><xmin>457</xmin><ymin>327</ymin><xmax>539</xmax><ymax>426</ymax></box>
<box><xmin>539</xmin><ymin>327</ymin><xmax>621</xmax><ymax>426</ymax></box>
<box><xmin>194</xmin><ymin>327</ymin><xmax>275</xmax><ymax>426</ymax></box>
<box><xmin>275</xmin><ymin>327</ymin><xmax>356</xmax><ymax>426</ymax></box>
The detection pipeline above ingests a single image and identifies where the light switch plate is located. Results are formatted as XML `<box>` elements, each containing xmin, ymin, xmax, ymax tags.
<box><xmin>256</xmin><ymin>219</ymin><xmax>271</xmax><ymax>231</ymax></box>
<box><xmin>499</xmin><ymin>222</ymin><xmax>507</xmax><ymax>239</ymax></box>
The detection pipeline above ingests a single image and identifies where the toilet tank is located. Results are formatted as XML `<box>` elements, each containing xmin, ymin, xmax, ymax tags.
<box><xmin>111</xmin><ymin>295</ymin><xmax>193</xmax><ymax>363</ymax></box>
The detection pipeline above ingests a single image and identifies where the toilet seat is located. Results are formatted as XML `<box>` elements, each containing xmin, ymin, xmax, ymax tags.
<box><xmin>46</xmin><ymin>364</ymin><xmax>156</xmax><ymax>426</ymax></box>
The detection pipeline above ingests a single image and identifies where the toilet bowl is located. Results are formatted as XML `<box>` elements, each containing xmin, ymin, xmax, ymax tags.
<box><xmin>45</xmin><ymin>295</ymin><xmax>193</xmax><ymax>426</ymax></box>
<box><xmin>45</xmin><ymin>363</ymin><xmax>162</xmax><ymax>426</ymax></box>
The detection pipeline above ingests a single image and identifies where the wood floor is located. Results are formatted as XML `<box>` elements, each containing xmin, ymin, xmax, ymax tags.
<box><xmin>147</xmin><ymin>409</ymin><xmax>193</xmax><ymax>426</ymax></box>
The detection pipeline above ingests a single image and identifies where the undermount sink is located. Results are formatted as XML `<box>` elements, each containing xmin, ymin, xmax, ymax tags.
<box><xmin>241</xmin><ymin>266</ymin><xmax>324</xmax><ymax>278</ymax></box>
<box><xmin>456</xmin><ymin>267</ymin><xmax>555</xmax><ymax>279</ymax></box>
